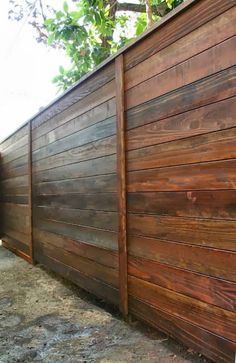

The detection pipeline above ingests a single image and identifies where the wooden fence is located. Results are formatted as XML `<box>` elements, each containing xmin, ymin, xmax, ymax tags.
<box><xmin>1</xmin><ymin>0</ymin><xmax>236</xmax><ymax>361</ymax></box>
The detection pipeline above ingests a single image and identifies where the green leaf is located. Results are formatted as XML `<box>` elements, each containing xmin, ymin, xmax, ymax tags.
<box><xmin>63</xmin><ymin>1</ymin><xmax>69</xmax><ymax>12</ymax></box>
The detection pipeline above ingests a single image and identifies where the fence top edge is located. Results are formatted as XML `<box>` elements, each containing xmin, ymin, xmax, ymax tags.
<box><xmin>0</xmin><ymin>0</ymin><xmax>197</xmax><ymax>146</ymax></box>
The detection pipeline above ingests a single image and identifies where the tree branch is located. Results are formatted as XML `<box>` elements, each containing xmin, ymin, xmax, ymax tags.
<box><xmin>116</xmin><ymin>2</ymin><xmax>168</xmax><ymax>16</ymax></box>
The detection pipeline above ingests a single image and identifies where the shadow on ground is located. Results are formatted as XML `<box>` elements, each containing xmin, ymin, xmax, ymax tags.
<box><xmin>0</xmin><ymin>246</ymin><xmax>212</xmax><ymax>363</ymax></box>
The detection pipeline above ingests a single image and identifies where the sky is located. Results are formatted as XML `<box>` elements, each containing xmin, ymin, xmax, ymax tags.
<box><xmin>0</xmin><ymin>0</ymin><xmax>72</xmax><ymax>142</ymax></box>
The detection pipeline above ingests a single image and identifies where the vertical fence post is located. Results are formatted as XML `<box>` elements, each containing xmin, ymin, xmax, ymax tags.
<box><xmin>115</xmin><ymin>54</ymin><xmax>128</xmax><ymax>317</ymax></box>
<box><xmin>28</xmin><ymin>120</ymin><xmax>34</xmax><ymax>264</ymax></box>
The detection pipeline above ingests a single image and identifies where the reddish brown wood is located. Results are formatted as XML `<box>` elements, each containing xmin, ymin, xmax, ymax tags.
<box><xmin>2</xmin><ymin>240</ymin><xmax>32</xmax><ymax>263</ymax></box>
<box><xmin>28</xmin><ymin>120</ymin><xmax>34</xmax><ymax>263</ymax></box>
<box><xmin>116</xmin><ymin>54</ymin><xmax>128</xmax><ymax>317</ymax></box>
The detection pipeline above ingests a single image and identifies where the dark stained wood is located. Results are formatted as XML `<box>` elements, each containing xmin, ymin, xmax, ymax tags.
<box><xmin>35</xmin><ymin>240</ymin><xmax>118</xmax><ymax>288</ymax></box>
<box><xmin>128</xmin><ymin>159</ymin><xmax>236</xmax><ymax>192</ymax></box>
<box><xmin>128</xmin><ymin>235</ymin><xmax>236</xmax><ymax>282</ymax></box>
<box><xmin>127</xmin><ymin>96</ymin><xmax>236</xmax><ymax>151</ymax></box>
<box><xmin>126</xmin><ymin>66</ymin><xmax>236</xmax><ymax>130</ymax></box>
<box><xmin>34</xmin><ymin>192</ymin><xmax>117</xmax><ymax>211</ymax></box>
<box><xmin>2</xmin><ymin>235</ymin><xmax>30</xmax><ymax>257</ymax></box>
<box><xmin>32</xmin><ymin>63</ymin><xmax>115</xmax><ymax>130</ymax></box>
<box><xmin>1</xmin><ymin>3</ymin><xmax>236</xmax><ymax>362</ymax></box>
<box><xmin>35</xmin><ymin>206</ymin><xmax>117</xmax><ymax>231</ymax></box>
<box><xmin>34</xmin><ymin>135</ymin><xmax>116</xmax><ymax>172</ymax></box>
<box><xmin>1</xmin><ymin>195</ymin><xmax>28</xmax><ymax>204</ymax></box>
<box><xmin>129</xmin><ymin>297</ymin><xmax>236</xmax><ymax>363</ymax></box>
<box><xmin>28</xmin><ymin>120</ymin><xmax>34</xmax><ymax>263</ymax></box>
<box><xmin>126</xmin><ymin>36</ymin><xmax>236</xmax><ymax>110</ymax></box>
<box><xmin>127</xmin><ymin>190</ymin><xmax>236</xmax><ymax>220</ymax></box>
<box><xmin>35</xmin><ymin>253</ymin><xmax>119</xmax><ymax>306</ymax></box>
<box><xmin>125</xmin><ymin>7</ymin><xmax>236</xmax><ymax>90</ymax></box>
<box><xmin>124</xmin><ymin>0</ymin><xmax>236</xmax><ymax>69</ymax></box>
<box><xmin>0</xmin><ymin>125</ymin><xmax>28</xmax><ymax>153</ymax></box>
<box><xmin>33</xmin><ymin>117</ymin><xmax>116</xmax><ymax>162</ymax></box>
<box><xmin>128</xmin><ymin>213</ymin><xmax>236</xmax><ymax>251</ymax></box>
<box><xmin>33</xmin><ymin>99</ymin><xmax>116</xmax><ymax>151</ymax></box>
<box><xmin>35</xmin><ymin>218</ymin><xmax>118</xmax><ymax>251</ymax></box>
<box><xmin>129</xmin><ymin>275</ymin><xmax>236</xmax><ymax>341</ymax></box>
<box><xmin>129</xmin><ymin>256</ymin><xmax>236</xmax><ymax>311</ymax></box>
<box><xmin>34</xmin><ymin>174</ymin><xmax>116</xmax><ymax>195</ymax></box>
<box><xmin>116</xmin><ymin>54</ymin><xmax>128</xmax><ymax>317</ymax></box>
<box><xmin>2</xmin><ymin>240</ymin><xmax>31</xmax><ymax>263</ymax></box>
<box><xmin>128</xmin><ymin>126</ymin><xmax>236</xmax><ymax>171</ymax></box>
<box><xmin>33</xmin><ymin>154</ymin><xmax>116</xmax><ymax>183</ymax></box>
<box><xmin>34</xmin><ymin>228</ymin><xmax>118</xmax><ymax>269</ymax></box>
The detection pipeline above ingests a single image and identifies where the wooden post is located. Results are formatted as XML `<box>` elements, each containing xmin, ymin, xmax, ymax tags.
<box><xmin>28</xmin><ymin>120</ymin><xmax>34</xmax><ymax>264</ymax></box>
<box><xmin>115</xmin><ymin>54</ymin><xmax>128</xmax><ymax>317</ymax></box>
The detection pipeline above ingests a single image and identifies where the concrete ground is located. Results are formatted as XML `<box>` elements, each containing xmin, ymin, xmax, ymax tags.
<box><xmin>0</xmin><ymin>246</ymin><xmax>212</xmax><ymax>363</ymax></box>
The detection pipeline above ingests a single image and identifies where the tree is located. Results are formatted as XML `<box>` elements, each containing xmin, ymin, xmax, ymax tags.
<box><xmin>9</xmin><ymin>0</ymin><xmax>184</xmax><ymax>91</ymax></box>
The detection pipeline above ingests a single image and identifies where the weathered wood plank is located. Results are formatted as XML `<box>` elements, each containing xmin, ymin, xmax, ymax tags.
<box><xmin>32</xmin><ymin>63</ymin><xmax>115</xmax><ymax>130</ymax></box>
<box><xmin>33</xmin><ymin>99</ymin><xmax>116</xmax><ymax>151</ymax></box>
<box><xmin>128</xmin><ymin>213</ymin><xmax>236</xmax><ymax>251</ymax></box>
<box><xmin>34</xmin><ymin>228</ymin><xmax>118</xmax><ymax>268</ymax></box>
<box><xmin>124</xmin><ymin>0</ymin><xmax>236</xmax><ymax>70</ymax></box>
<box><xmin>34</xmin><ymin>155</ymin><xmax>116</xmax><ymax>183</ymax></box>
<box><xmin>35</xmin><ymin>253</ymin><xmax>119</xmax><ymax>306</ymax></box>
<box><xmin>128</xmin><ymin>127</ymin><xmax>236</xmax><ymax>171</ymax></box>
<box><xmin>126</xmin><ymin>36</ymin><xmax>236</xmax><ymax>110</ymax></box>
<box><xmin>128</xmin><ymin>159</ymin><xmax>236</xmax><ymax>192</ymax></box>
<box><xmin>35</xmin><ymin>206</ymin><xmax>117</xmax><ymax>232</ymax></box>
<box><xmin>129</xmin><ymin>297</ymin><xmax>236</xmax><ymax>363</ymax></box>
<box><xmin>126</xmin><ymin>66</ymin><xmax>236</xmax><ymax>130</ymax></box>
<box><xmin>127</xmin><ymin>190</ymin><xmax>236</xmax><ymax>220</ymax></box>
<box><xmin>35</xmin><ymin>218</ymin><xmax>118</xmax><ymax>251</ymax></box>
<box><xmin>35</xmin><ymin>240</ymin><xmax>118</xmax><ymax>287</ymax></box>
<box><xmin>125</xmin><ymin>7</ymin><xmax>236</xmax><ymax>90</ymax></box>
<box><xmin>129</xmin><ymin>256</ymin><xmax>236</xmax><ymax>311</ymax></box>
<box><xmin>129</xmin><ymin>235</ymin><xmax>236</xmax><ymax>282</ymax></box>
<box><xmin>34</xmin><ymin>135</ymin><xmax>116</xmax><ymax>172</ymax></box>
<box><xmin>34</xmin><ymin>174</ymin><xmax>116</xmax><ymax>195</ymax></box>
<box><xmin>33</xmin><ymin>116</ymin><xmax>116</xmax><ymax>162</ymax></box>
<box><xmin>127</xmin><ymin>96</ymin><xmax>236</xmax><ymax>151</ymax></box>
<box><xmin>129</xmin><ymin>276</ymin><xmax>236</xmax><ymax>342</ymax></box>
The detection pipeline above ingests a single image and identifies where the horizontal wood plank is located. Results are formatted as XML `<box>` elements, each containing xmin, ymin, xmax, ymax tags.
<box><xmin>125</xmin><ymin>7</ymin><xmax>236</xmax><ymax>90</ymax></box>
<box><xmin>34</xmin><ymin>154</ymin><xmax>116</xmax><ymax>183</ymax></box>
<box><xmin>35</xmin><ymin>218</ymin><xmax>118</xmax><ymax>251</ymax></box>
<box><xmin>33</xmin><ymin>228</ymin><xmax>118</xmax><ymax>268</ymax></box>
<box><xmin>128</xmin><ymin>213</ymin><xmax>236</xmax><ymax>251</ymax></box>
<box><xmin>129</xmin><ymin>297</ymin><xmax>236</xmax><ymax>363</ymax></box>
<box><xmin>129</xmin><ymin>276</ymin><xmax>236</xmax><ymax>341</ymax></box>
<box><xmin>126</xmin><ymin>36</ymin><xmax>236</xmax><ymax>110</ymax></box>
<box><xmin>33</xmin><ymin>99</ymin><xmax>116</xmax><ymax>150</ymax></box>
<box><xmin>129</xmin><ymin>256</ymin><xmax>236</xmax><ymax>311</ymax></box>
<box><xmin>129</xmin><ymin>235</ymin><xmax>236</xmax><ymax>282</ymax></box>
<box><xmin>33</xmin><ymin>116</ymin><xmax>116</xmax><ymax>162</ymax></box>
<box><xmin>128</xmin><ymin>190</ymin><xmax>236</xmax><ymax>220</ymax></box>
<box><xmin>127</xmin><ymin>66</ymin><xmax>236</xmax><ymax>130</ymax></box>
<box><xmin>127</xmin><ymin>96</ymin><xmax>236</xmax><ymax>151</ymax></box>
<box><xmin>34</xmin><ymin>135</ymin><xmax>116</xmax><ymax>172</ymax></box>
<box><xmin>35</xmin><ymin>206</ymin><xmax>117</xmax><ymax>232</ymax></box>
<box><xmin>128</xmin><ymin>159</ymin><xmax>236</xmax><ymax>192</ymax></box>
<box><xmin>128</xmin><ymin>126</ymin><xmax>236</xmax><ymax>171</ymax></box>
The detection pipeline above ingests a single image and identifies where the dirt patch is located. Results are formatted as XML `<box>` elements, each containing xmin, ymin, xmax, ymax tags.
<box><xmin>0</xmin><ymin>246</ymin><xmax>212</xmax><ymax>363</ymax></box>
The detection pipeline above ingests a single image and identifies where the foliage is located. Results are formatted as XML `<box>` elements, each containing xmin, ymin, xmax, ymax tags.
<box><xmin>9</xmin><ymin>0</ymin><xmax>184</xmax><ymax>91</ymax></box>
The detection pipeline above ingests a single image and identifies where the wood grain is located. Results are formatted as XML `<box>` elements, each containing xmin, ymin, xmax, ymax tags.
<box><xmin>116</xmin><ymin>55</ymin><xmax>128</xmax><ymax>316</ymax></box>
<box><xmin>126</xmin><ymin>66</ymin><xmax>236</xmax><ymax>131</ymax></box>
<box><xmin>129</xmin><ymin>256</ymin><xmax>236</xmax><ymax>311</ymax></box>
<box><xmin>128</xmin><ymin>235</ymin><xmax>236</xmax><ymax>281</ymax></box>
<box><xmin>129</xmin><ymin>297</ymin><xmax>236</xmax><ymax>363</ymax></box>
<box><xmin>128</xmin><ymin>159</ymin><xmax>236</xmax><ymax>192</ymax></box>
<box><xmin>128</xmin><ymin>190</ymin><xmax>236</xmax><ymax>220</ymax></box>
<box><xmin>129</xmin><ymin>276</ymin><xmax>236</xmax><ymax>341</ymax></box>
